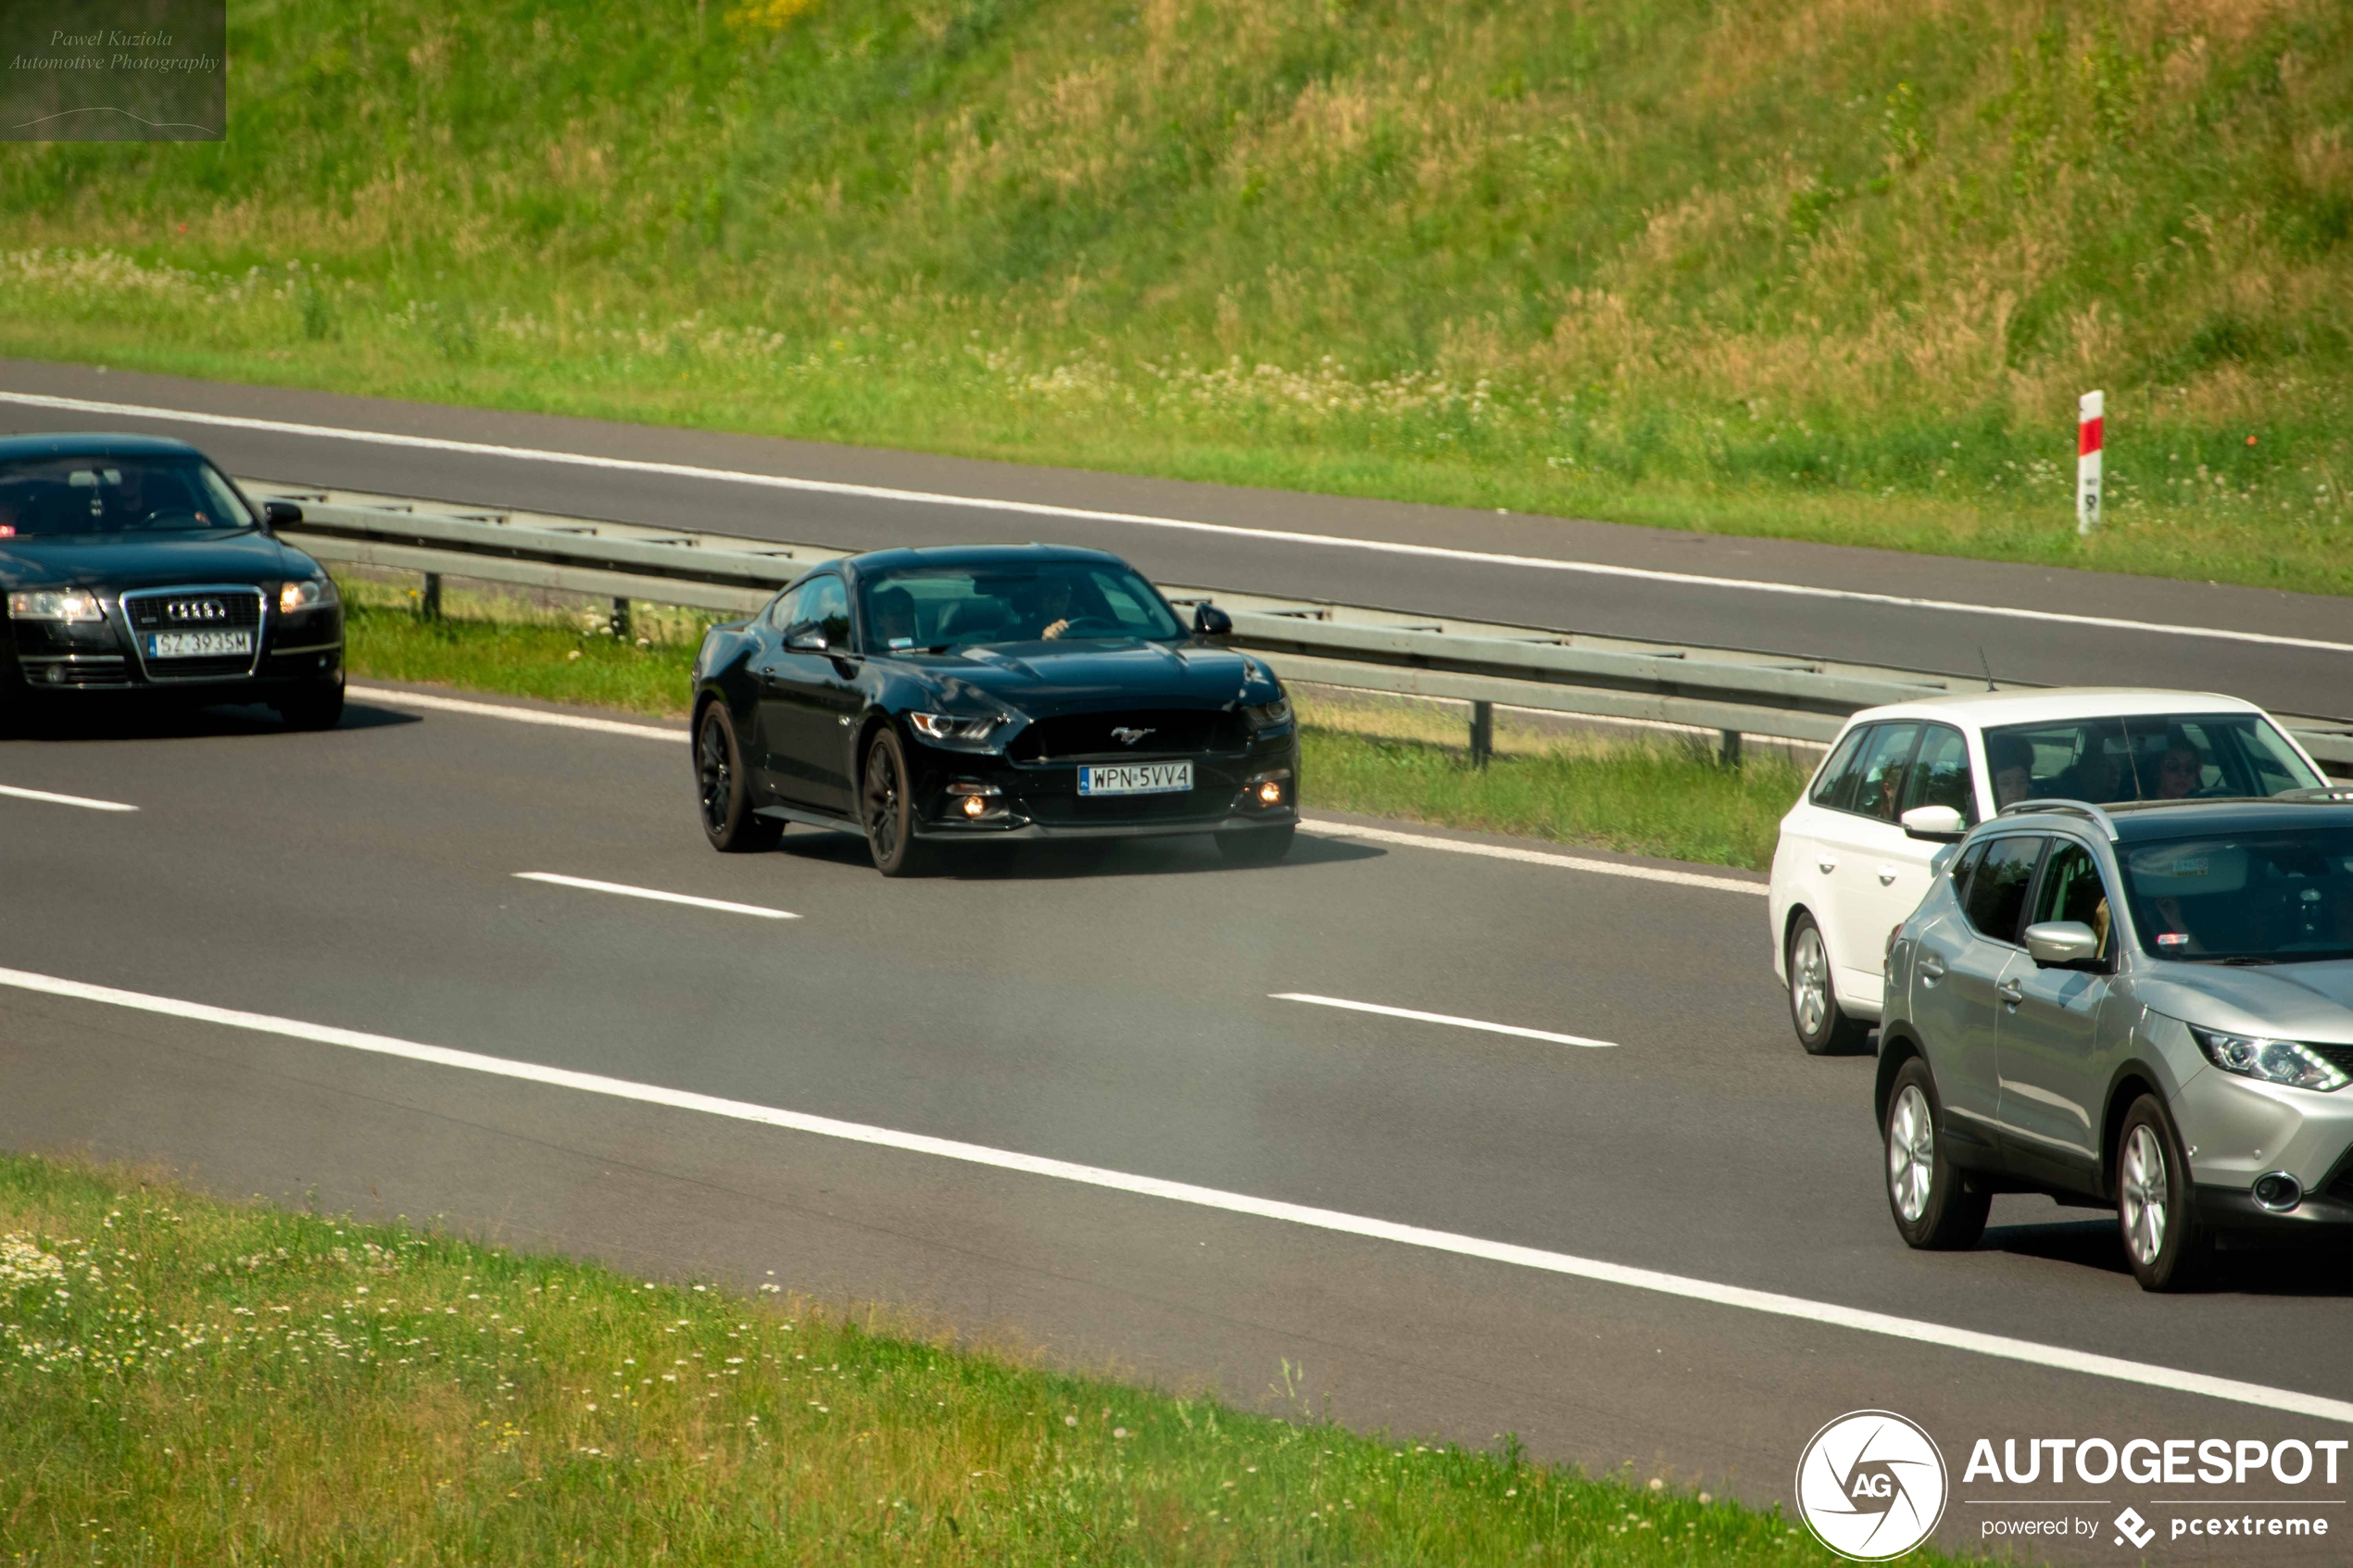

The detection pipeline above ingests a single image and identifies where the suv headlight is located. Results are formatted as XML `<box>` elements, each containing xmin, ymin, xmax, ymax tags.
<box><xmin>6</xmin><ymin>588</ymin><xmax>105</xmax><ymax>622</ymax></box>
<box><xmin>1243</xmin><ymin>697</ymin><xmax>1292</xmax><ymax>730</ymax></box>
<box><xmin>909</xmin><ymin>711</ymin><xmax>1002</xmax><ymax>747</ymax></box>
<box><xmin>279</xmin><ymin>576</ymin><xmax>340</xmax><ymax>613</ymax></box>
<box><xmin>2191</xmin><ymin>1028</ymin><xmax>2350</xmax><ymax>1092</ymax></box>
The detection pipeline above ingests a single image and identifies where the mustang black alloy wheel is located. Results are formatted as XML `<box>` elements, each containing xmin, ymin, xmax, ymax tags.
<box><xmin>862</xmin><ymin>727</ymin><xmax>931</xmax><ymax>877</ymax></box>
<box><xmin>697</xmin><ymin>704</ymin><xmax>780</xmax><ymax>853</ymax></box>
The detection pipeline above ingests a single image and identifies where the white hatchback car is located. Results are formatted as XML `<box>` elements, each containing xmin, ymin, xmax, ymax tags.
<box><xmin>1769</xmin><ymin>689</ymin><xmax>2330</xmax><ymax>1053</ymax></box>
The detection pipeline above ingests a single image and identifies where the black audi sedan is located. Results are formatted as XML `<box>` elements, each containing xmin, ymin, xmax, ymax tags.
<box><xmin>690</xmin><ymin>544</ymin><xmax>1300</xmax><ymax>874</ymax></box>
<box><xmin>0</xmin><ymin>433</ymin><xmax>344</xmax><ymax>729</ymax></box>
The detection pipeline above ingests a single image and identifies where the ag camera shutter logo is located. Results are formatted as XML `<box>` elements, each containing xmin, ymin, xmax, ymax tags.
<box><xmin>1795</xmin><ymin>1410</ymin><xmax>1949</xmax><ymax>1561</ymax></box>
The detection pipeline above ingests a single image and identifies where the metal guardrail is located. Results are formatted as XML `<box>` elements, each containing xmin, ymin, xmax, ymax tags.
<box><xmin>246</xmin><ymin>478</ymin><xmax>2353</xmax><ymax>771</ymax></box>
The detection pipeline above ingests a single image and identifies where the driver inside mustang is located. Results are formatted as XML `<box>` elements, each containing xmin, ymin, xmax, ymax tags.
<box><xmin>1016</xmin><ymin>573</ymin><xmax>1079</xmax><ymax>641</ymax></box>
<box><xmin>870</xmin><ymin>585</ymin><xmax>919</xmax><ymax>650</ymax></box>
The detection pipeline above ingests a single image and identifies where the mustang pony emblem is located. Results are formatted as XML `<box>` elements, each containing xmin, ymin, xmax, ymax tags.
<box><xmin>1110</xmin><ymin>726</ymin><xmax>1154</xmax><ymax>746</ymax></box>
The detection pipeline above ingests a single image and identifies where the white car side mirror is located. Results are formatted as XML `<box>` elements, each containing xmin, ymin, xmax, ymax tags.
<box><xmin>1901</xmin><ymin>805</ymin><xmax>1967</xmax><ymax>842</ymax></box>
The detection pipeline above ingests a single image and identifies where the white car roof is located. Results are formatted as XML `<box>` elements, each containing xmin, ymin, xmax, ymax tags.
<box><xmin>1843</xmin><ymin>686</ymin><xmax>2271</xmax><ymax>732</ymax></box>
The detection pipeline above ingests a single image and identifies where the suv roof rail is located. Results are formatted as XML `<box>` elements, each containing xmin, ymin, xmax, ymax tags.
<box><xmin>2280</xmin><ymin>785</ymin><xmax>2353</xmax><ymax>804</ymax></box>
<box><xmin>1995</xmin><ymin>797</ymin><xmax>2120</xmax><ymax>840</ymax></box>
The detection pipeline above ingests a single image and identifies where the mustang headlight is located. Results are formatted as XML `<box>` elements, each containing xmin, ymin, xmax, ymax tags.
<box><xmin>6</xmin><ymin>588</ymin><xmax>105</xmax><ymax>622</ymax></box>
<box><xmin>1243</xmin><ymin>697</ymin><xmax>1293</xmax><ymax>731</ymax></box>
<box><xmin>2192</xmin><ymin>1028</ymin><xmax>2350</xmax><ymax>1092</ymax></box>
<box><xmin>279</xmin><ymin>576</ymin><xmax>340</xmax><ymax>614</ymax></box>
<box><xmin>909</xmin><ymin>711</ymin><xmax>1003</xmax><ymax>747</ymax></box>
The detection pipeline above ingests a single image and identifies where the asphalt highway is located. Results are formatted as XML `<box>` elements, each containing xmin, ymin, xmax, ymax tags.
<box><xmin>6</xmin><ymin>690</ymin><xmax>2352</xmax><ymax>1562</ymax></box>
<box><xmin>4</xmin><ymin>360</ymin><xmax>2351</xmax><ymax>720</ymax></box>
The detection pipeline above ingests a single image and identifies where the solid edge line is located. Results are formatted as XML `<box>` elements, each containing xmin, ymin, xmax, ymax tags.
<box><xmin>1272</xmin><ymin>992</ymin><xmax>1617</xmax><ymax>1048</ymax></box>
<box><xmin>0</xmin><ymin>783</ymin><xmax>139</xmax><ymax>812</ymax></box>
<box><xmin>513</xmin><ymin>872</ymin><xmax>798</xmax><ymax>921</ymax></box>
<box><xmin>348</xmin><ymin>684</ymin><xmax>680</xmax><ymax>740</ymax></box>
<box><xmin>3</xmin><ymin>961</ymin><xmax>2348</xmax><ymax>1427</ymax></box>
<box><xmin>1302</xmin><ymin>817</ymin><xmax>1768</xmax><ymax>896</ymax></box>
<box><xmin>9</xmin><ymin>390</ymin><xmax>2350</xmax><ymax>657</ymax></box>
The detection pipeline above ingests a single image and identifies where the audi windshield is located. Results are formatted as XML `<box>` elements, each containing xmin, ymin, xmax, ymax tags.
<box><xmin>0</xmin><ymin>455</ymin><xmax>258</xmax><ymax>539</ymax></box>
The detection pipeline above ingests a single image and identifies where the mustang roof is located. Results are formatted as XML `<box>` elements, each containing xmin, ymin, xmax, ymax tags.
<box><xmin>0</xmin><ymin>433</ymin><xmax>208</xmax><ymax>463</ymax></box>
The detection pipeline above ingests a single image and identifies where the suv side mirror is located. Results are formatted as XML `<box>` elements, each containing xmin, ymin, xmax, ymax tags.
<box><xmin>262</xmin><ymin>499</ymin><xmax>304</xmax><ymax>528</ymax></box>
<box><xmin>1193</xmin><ymin>603</ymin><xmax>1233</xmax><ymax>637</ymax></box>
<box><xmin>784</xmin><ymin>621</ymin><xmax>829</xmax><ymax>653</ymax></box>
<box><xmin>1901</xmin><ymin>805</ymin><xmax>1967</xmax><ymax>842</ymax></box>
<box><xmin>2024</xmin><ymin>921</ymin><xmax>2102</xmax><ymax>969</ymax></box>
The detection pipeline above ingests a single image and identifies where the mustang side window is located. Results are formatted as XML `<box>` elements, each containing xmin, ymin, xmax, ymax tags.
<box><xmin>1962</xmin><ymin>836</ymin><xmax>2044</xmax><ymax>945</ymax></box>
<box><xmin>2031</xmin><ymin>841</ymin><xmax>2114</xmax><ymax>961</ymax></box>
<box><xmin>800</xmin><ymin>576</ymin><xmax>851</xmax><ymax>646</ymax></box>
<box><xmin>766</xmin><ymin>583</ymin><xmax>810</xmax><ymax>632</ymax></box>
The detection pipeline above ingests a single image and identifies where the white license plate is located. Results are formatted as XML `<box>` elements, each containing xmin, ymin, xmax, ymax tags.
<box><xmin>146</xmin><ymin>630</ymin><xmax>252</xmax><ymax>659</ymax></box>
<box><xmin>1078</xmin><ymin>761</ymin><xmax>1192</xmax><ymax>797</ymax></box>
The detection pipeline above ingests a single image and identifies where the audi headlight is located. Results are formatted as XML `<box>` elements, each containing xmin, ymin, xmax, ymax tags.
<box><xmin>279</xmin><ymin>576</ymin><xmax>340</xmax><ymax>613</ymax></box>
<box><xmin>6</xmin><ymin>588</ymin><xmax>105</xmax><ymax>622</ymax></box>
<box><xmin>2192</xmin><ymin>1028</ymin><xmax>2350</xmax><ymax>1092</ymax></box>
<box><xmin>909</xmin><ymin>711</ymin><xmax>1002</xmax><ymax>746</ymax></box>
<box><xmin>1243</xmin><ymin>697</ymin><xmax>1292</xmax><ymax>730</ymax></box>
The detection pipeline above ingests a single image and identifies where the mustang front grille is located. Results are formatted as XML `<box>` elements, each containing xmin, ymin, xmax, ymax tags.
<box><xmin>1009</xmin><ymin>709</ymin><xmax>1244</xmax><ymax>761</ymax></box>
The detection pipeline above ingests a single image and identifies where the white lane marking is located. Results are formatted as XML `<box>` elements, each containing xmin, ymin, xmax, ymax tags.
<box><xmin>4</xmin><ymin>963</ymin><xmax>2349</xmax><ymax>1427</ymax></box>
<box><xmin>1273</xmin><ymin>992</ymin><xmax>1617</xmax><ymax>1048</ymax></box>
<box><xmin>0</xmin><ymin>783</ymin><xmax>138</xmax><ymax>812</ymax></box>
<box><xmin>348</xmin><ymin>684</ymin><xmax>679</xmax><ymax>740</ymax></box>
<box><xmin>9</xmin><ymin>390</ymin><xmax>2348</xmax><ymax>657</ymax></box>
<box><xmin>514</xmin><ymin>872</ymin><xmax>797</xmax><ymax>921</ymax></box>
<box><xmin>1302</xmin><ymin>817</ymin><xmax>1767</xmax><ymax>896</ymax></box>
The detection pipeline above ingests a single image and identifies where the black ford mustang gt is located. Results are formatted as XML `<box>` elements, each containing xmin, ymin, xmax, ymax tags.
<box><xmin>690</xmin><ymin>545</ymin><xmax>1300</xmax><ymax>875</ymax></box>
<box><xmin>0</xmin><ymin>433</ymin><xmax>345</xmax><ymax>729</ymax></box>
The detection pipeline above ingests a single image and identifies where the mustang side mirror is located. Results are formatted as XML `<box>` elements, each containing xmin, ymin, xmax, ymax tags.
<box><xmin>2024</xmin><ymin>921</ymin><xmax>2102</xmax><ymax>969</ymax></box>
<box><xmin>262</xmin><ymin>499</ymin><xmax>304</xmax><ymax>528</ymax></box>
<box><xmin>1900</xmin><ymin>805</ymin><xmax>1967</xmax><ymax>842</ymax></box>
<box><xmin>1192</xmin><ymin>603</ymin><xmax>1233</xmax><ymax>637</ymax></box>
<box><xmin>784</xmin><ymin>621</ymin><xmax>829</xmax><ymax>654</ymax></box>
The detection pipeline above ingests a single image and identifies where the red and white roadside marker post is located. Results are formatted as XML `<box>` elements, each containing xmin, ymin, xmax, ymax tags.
<box><xmin>2077</xmin><ymin>389</ymin><xmax>2103</xmax><ymax>535</ymax></box>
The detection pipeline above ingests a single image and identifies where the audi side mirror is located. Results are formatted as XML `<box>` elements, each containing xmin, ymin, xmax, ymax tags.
<box><xmin>262</xmin><ymin>499</ymin><xmax>304</xmax><ymax>528</ymax></box>
<box><xmin>784</xmin><ymin>621</ymin><xmax>829</xmax><ymax>653</ymax></box>
<box><xmin>1901</xmin><ymin>805</ymin><xmax>1967</xmax><ymax>842</ymax></box>
<box><xmin>2024</xmin><ymin>921</ymin><xmax>2102</xmax><ymax>969</ymax></box>
<box><xmin>1192</xmin><ymin>602</ymin><xmax>1233</xmax><ymax>637</ymax></box>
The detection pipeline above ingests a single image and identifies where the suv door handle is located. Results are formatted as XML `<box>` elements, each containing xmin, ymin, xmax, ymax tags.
<box><xmin>1817</xmin><ymin>855</ymin><xmax>1838</xmax><ymax>874</ymax></box>
<box><xmin>1997</xmin><ymin>978</ymin><xmax>2024</xmax><ymax>1007</ymax></box>
<box><xmin>1877</xmin><ymin>863</ymin><xmax>1899</xmax><ymax>885</ymax></box>
<box><xmin>1918</xmin><ymin>955</ymin><xmax>1947</xmax><ymax>981</ymax></box>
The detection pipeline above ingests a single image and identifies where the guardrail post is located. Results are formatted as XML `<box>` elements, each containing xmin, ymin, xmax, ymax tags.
<box><xmin>610</xmin><ymin>597</ymin><xmax>632</xmax><ymax>639</ymax></box>
<box><xmin>1469</xmin><ymin>700</ymin><xmax>1494</xmax><ymax>768</ymax></box>
<box><xmin>419</xmin><ymin>572</ymin><xmax>443</xmax><ymax>621</ymax></box>
<box><xmin>1718</xmin><ymin>728</ymin><xmax>1743</xmax><ymax>768</ymax></box>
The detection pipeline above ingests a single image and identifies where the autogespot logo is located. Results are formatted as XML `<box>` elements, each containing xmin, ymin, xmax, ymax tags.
<box><xmin>1795</xmin><ymin>1410</ymin><xmax>1950</xmax><ymax>1561</ymax></box>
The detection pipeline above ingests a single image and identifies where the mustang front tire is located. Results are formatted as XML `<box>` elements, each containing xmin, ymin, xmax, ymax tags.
<box><xmin>861</xmin><ymin>728</ymin><xmax>932</xmax><ymax>877</ymax></box>
<box><xmin>697</xmin><ymin>703</ymin><xmax>781</xmax><ymax>853</ymax></box>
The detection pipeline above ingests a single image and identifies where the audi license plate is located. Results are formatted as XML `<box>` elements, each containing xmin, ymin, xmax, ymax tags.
<box><xmin>145</xmin><ymin>630</ymin><xmax>252</xmax><ymax>659</ymax></box>
<box><xmin>1078</xmin><ymin>761</ymin><xmax>1191</xmax><ymax>797</ymax></box>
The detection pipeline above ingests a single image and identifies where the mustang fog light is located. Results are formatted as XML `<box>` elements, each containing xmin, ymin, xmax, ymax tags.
<box><xmin>1244</xmin><ymin>768</ymin><xmax>1292</xmax><ymax>808</ymax></box>
<box><xmin>962</xmin><ymin>795</ymin><xmax>988</xmax><ymax>818</ymax></box>
<box><xmin>945</xmin><ymin>781</ymin><xmax>1004</xmax><ymax>821</ymax></box>
<box><xmin>1257</xmin><ymin>779</ymin><xmax>1283</xmax><ymax>805</ymax></box>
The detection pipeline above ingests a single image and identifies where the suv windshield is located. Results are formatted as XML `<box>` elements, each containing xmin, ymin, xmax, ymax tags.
<box><xmin>0</xmin><ymin>455</ymin><xmax>256</xmax><ymax>538</ymax></box>
<box><xmin>859</xmin><ymin>561</ymin><xmax>1183</xmax><ymax>651</ymax></box>
<box><xmin>2120</xmin><ymin>824</ymin><xmax>2353</xmax><ymax>963</ymax></box>
<box><xmin>1983</xmin><ymin>713</ymin><xmax>2320</xmax><ymax>808</ymax></box>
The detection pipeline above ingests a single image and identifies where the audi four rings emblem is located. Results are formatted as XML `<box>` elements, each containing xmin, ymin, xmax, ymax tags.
<box><xmin>1111</xmin><ymin>727</ymin><xmax>1154</xmax><ymax>746</ymax></box>
<box><xmin>166</xmin><ymin>600</ymin><xmax>227</xmax><ymax>621</ymax></box>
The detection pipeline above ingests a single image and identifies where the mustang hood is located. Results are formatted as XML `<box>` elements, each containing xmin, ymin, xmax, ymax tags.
<box><xmin>2135</xmin><ymin>960</ymin><xmax>2353</xmax><ymax>1043</ymax></box>
<box><xmin>917</xmin><ymin>640</ymin><xmax>1265</xmax><ymax>713</ymax></box>
<box><xmin>0</xmin><ymin>531</ymin><xmax>308</xmax><ymax>593</ymax></box>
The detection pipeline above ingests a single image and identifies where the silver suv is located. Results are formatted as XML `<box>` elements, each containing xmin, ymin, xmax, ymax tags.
<box><xmin>1877</xmin><ymin>792</ymin><xmax>2353</xmax><ymax>1290</ymax></box>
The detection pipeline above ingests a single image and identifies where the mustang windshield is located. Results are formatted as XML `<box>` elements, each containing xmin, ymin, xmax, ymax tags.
<box><xmin>0</xmin><ymin>456</ymin><xmax>257</xmax><ymax>538</ymax></box>
<box><xmin>859</xmin><ymin>562</ymin><xmax>1184</xmax><ymax>652</ymax></box>
<box><xmin>1982</xmin><ymin>713</ymin><xmax>2321</xmax><ymax>808</ymax></box>
<box><xmin>2121</xmin><ymin>824</ymin><xmax>2353</xmax><ymax>963</ymax></box>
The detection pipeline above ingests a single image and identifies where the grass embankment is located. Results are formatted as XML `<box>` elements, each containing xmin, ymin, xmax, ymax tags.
<box><xmin>5</xmin><ymin>1</ymin><xmax>2351</xmax><ymax>595</ymax></box>
<box><xmin>343</xmin><ymin>581</ymin><xmax>1803</xmax><ymax>871</ymax></box>
<box><xmin>0</xmin><ymin>1154</ymin><xmax>1902</xmax><ymax>1566</ymax></box>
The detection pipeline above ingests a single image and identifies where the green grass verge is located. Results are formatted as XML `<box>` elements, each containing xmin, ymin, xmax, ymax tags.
<box><xmin>0</xmin><ymin>1153</ymin><xmax>1916</xmax><ymax>1565</ymax></box>
<box><xmin>4</xmin><ymin>1</ymin><xmax>2351</xmax><ymax>597</ymax></box>
<box><xmin>342</xmin><ymin>588</ymin><xmax>1805</xmax><ymax>872</ymax></box>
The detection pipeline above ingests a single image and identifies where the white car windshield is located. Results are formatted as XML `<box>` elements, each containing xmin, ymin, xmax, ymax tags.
<box><xmin>1982</xmin><ymin>713</ymin><xmax>2320</xmax><ymax>809</ymax></box>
